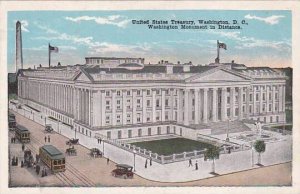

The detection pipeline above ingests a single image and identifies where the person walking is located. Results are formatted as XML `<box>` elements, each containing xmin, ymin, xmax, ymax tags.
<box><xmin>107</xmin><ymin>157</ymin><xmax>110</xmax><ymax>165</ymax></box>
<box><xmin>195</xmin><ymin>160</ymin><xmax>198</xmax><ymax>170</ymax></box>
<box><xmin>36</xmin><ymin>154</ymin><xmax>39</xmax><ymax>163</ymax></box>
<box><xmin>15</xmin><ymin>157</ymin><xmax>18</xmax><ymax>166</ymax></box>
<box><xmin>145</xmin><ymin>159</ymin><xmax>148</xmax><ymax>169</ymax></box>
<box><xmin>11</xmin><ymin>156</ymin><xmax>15</xmax><ymax>166</ymax></box>
<box><xmin>11</xmin><ymin>137</ymin><xmax>13</xmax><ymax>143</ymax></box>
<box><xmin>48</xmin><ymin>135</ymin><xmax>50</xmax><ymax>143</ymax></box>
<box><xmin>21</xmin><ymin>160</ymin><xmax>24</xmax><ymax>168</ymax></box>
<box><xmin>22</xmin><ymin>144</ymin><xmax>25</xmax><ymax>152</ymax></box>
<box><xmin>36</xmin><ymin>164</ymin><xmax>40</xmax><ymax>175</ymax></box>
<box><xmin>150</xmin><ymin>157</ymin><xmax>152</xmax><ymax>166</ymax></box>
<box><xmin>189</xmin><ymin>159</ymin><xmax>193</xmax><ymax>167</ymax></box>
<box><xmin>44</xmin><ymin>136</ymin><xmax>47</xmax><ymax>143</ymax></box>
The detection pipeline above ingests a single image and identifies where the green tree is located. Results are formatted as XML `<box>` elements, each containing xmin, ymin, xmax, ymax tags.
<box><xmin>204</xmin><ymin>146</ymin><xmax>220</xmax><ymax>174</ymax></box>
<box><xmin>254</xmin><ymin>140</ymin><xmax>266</xmax><ymax>165</ymax></box>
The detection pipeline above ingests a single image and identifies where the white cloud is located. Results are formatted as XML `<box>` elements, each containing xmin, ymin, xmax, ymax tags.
<box><xmin>14</xmin><ymin>20</ymin><xmax>30</xmax><ymax>32</ymax></box>
<box><xmin>65</xmin><ymin>15</ymin><xmax>130</xmax><ymax>28</ymax></box>
<box><xmin>244</xmin><ymin>14</ymin><xmax>285</xmax><ymax>25</ymax></box>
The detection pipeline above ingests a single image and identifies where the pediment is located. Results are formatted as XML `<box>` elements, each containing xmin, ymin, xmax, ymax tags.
<box><xmin>74</xmin><ymin>72</ymin><xmax>92</xmax><ymax>82</ymax></box>
<box><xmin>186</xmin><ymin>68</ymin><xmax>251</xmax><ymax>82</ymax></box>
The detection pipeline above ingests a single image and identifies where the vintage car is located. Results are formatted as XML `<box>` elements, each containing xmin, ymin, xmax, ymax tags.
<box><xmin>45</xmin><ymin>124</ymin><xmax>53</xmax><ymax>133</ymax></box>
<box><xmin>111</xmin><ymin>164</ymin><xmax>134</xmax><ymax>179</ymax></box>
<box><xmin>66</xmin><ymin>138</ymin><xmax>79</xmax><ymax>146</ymax></box>
<box><xmin>90</xmin><ymin>148</ymin><xmax>102</xmax><ymax>158</ymax></box>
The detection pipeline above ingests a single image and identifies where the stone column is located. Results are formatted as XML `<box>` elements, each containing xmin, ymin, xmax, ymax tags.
<box><xmin>101</xmin><ymin>90</ymin><xmax>106</xmax><ymax>126</ymax></box>
<box><xmin>162</xmin><ymin>89</ymin><xmax>166</xmax><ymax>122</ymax></box>
<box><xmin>142</xmin><ymin>89</ymin><xmax>147</xmax><ymax>123</ymax></box>
<box><xmin>88</xmin><ymin>89</ymin><xmax>91</xmax><ymax>125</ymax></box>
<box><xmin>203</xmin><ymin>88</ymin><xmax>208</xmax><ymax>123</ymax></box>
<box><xmin>278</xmin><ymin>85</ymin><xmax>283</xmax><ymax>112</ymax></box>
<box><xmin>282</xmin><ymin>85</ymin><xmax>286</xmax><ymax>111</ymax></box>
<box><xmin>122</xmin><ymin>90</ymin><xmax>127</xmax><ymax>125</ymax></box>
<box><xmin>260</xmin><ymin>86</ymin><xmax>263</xmax><ymax>113</ymax></box>
<box><xmin>238</xmin><ymin>87</ymin><xmax>243</xmax><ymax>120</ymax></box>
<box><xmin>152</xmin><ymin>89</ymin><xmax>156</xmax><ymax>122</ymax></box>
<box><xmin>253</xmin><ymin>86</ymin><xmax>257</xmax><ymax>114</ymax></box>
<box><xmin>272</xmin><ymin>85</ymin><xmax>276</xmax><ymax>113</ymax></box>
<box><xmin>132</xmin><ymin>90</ymin><xmax>137</xmax><ymax>124</ymax></box>
<box><xmin>221</xmin><ymin>87</ymin><xmax>227</xmax><ymax>121</ymax></box>
<box><xmin>178</xmin><ymin>89</ymin><xmax>183</xmax><ymax>123</ymax></box>
<box><xmin>194</xmin><ymin>88</ymin><xmax>199</xmax><ymax>124</ymax></box>
<box><xmin>212</xmin><ymin>88</ymin><xmax>217</xmax><ymax>122</ymax></box>
<box><xmin>245</xmin><ymin>87</ymin><xmax>250</xmax><ymax>119</ymax></box>
<box><xmin>266</xmin><ymin>85</ymin><xmax>270</xmax><ymax>113</ymax></box>
<box><xmin>184</xmin><ymin>89</ymin><xmax>189</xmax><ymax>125</ymax></box>
<box><xmin>170</xmin><ymin>89</ymin><xmax>174</xmax><ymax>121</ymax></box>
<box><xmin>230</xmin><ymin>87</ymin><xmax>235</xmax><ymax>119</ymax></box>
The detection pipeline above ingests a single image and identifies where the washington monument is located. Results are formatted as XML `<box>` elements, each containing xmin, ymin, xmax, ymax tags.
<box><xmin>16</xmin><ymin>21</ymin><xmax>23</xmax><ymax>72</ymax></box>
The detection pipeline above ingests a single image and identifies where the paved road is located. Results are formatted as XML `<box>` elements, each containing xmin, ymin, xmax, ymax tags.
<box><xmin>9</xmin><ymin>111</ymin><xmax>292</xmax><ymax>187</ymax></box>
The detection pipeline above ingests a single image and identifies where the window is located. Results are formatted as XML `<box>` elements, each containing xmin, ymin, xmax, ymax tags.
<box><xmin>166</xmin><ymin>89</ymin><xmax>169</xmax><ymax>95</ymax></box>
<box><xmin>105</xmin><ymin>115</ymin><xmax>110</xmax><ymax>124</ymax></box>
<box><xmin>157</xmin><ymin>127</ymin><xmax>161</xmax><ymax>135</ymax></box>
<box><xmin>270</xmin><ymin>116</ymin><xmax>273</xmax><ymax>123</ymax></box>
<box><xmin>250</xmin><ymin>94</ymin><xmax>253</xmax><ymax>101</ymax></box>
<box><xmin>118</xmin><ymin>130</ymin><xmax>122</xmax><ymax>139</ymax></box>
<box><xmin>138</xmin><ymin>129</ymin><xmax>142</xmax><ymax>137</ymax></box>
<box><xmin>269</xmin><ymin>104</ymin><xmax>272</xmax><ymax>112</ymax></box>
<box><xmin>127</xmin><ymin>99</ymin><xmax>131</xmax><ymax>103</ymax></box>
<box><xmin>156</xmin><ymin>99</ymin><xmax>160</xmax><ymax>107</ymax></box>
<box><xmin>276</xmin><ymin>116</ymin><xmax>279</xmax><ymax>122</ymax></box>
<box><xmin>156</xmin><ymin>90</ymin><xmax>160</xmax><ymax>95</ymax></box>
<box><xmin>106</xmin><ymin>100</ymin><xmax>110</xmax><ymax>110</ymax></box>
<box><xmin>148</xmin><ymin>128</ymin><xmax>151</xmax><ymax>136</ymax></box>
<box><xmin>137</xmin><ymin>113</ymin><xmax>141</xmax><ymax>123</ymax></box>
<box><xmin>147</xmin><ymin>90</ymin><xmax>151</xmax><ymax>95</ymax></box>
<box><xmin>117</xmin><ymin>91</ymin><xmax>121</xmax><ymax>96</ymax></box>
<box><xmin>256</xmin><ymin>94</ymin><xmax>259</xmax><ymax>101</ymax></box>
<box><xmin>156</xmin><ymin>112</ymin><xmax>160</xmax><ymax>121</ymax></box>
<box><xmin>107</xmin><ymin>131</ymin><xmax>111</xmax><ymax>139</ymax></box>
<box><xmin>165</xmin><ymin>112</ymin><xmax>169</xmax><ymax>120</ymax></box>
<box><xmin>249</xmin><ymin>105</ymin><xmax>252</xmax><ymax>113</ymax></box>
<box><xmin>235</xmin><ymin>108</ymin><xmax>238</xmax><ymax>116</ymax></box>
<box><xmin>147</xmin><ymin>100</ymin><xmax>151</xmax><ymax>107</ymax></box>
<box><xmin>275</xmin><ymin>93</ymin><xmax>278</xmax><ymax>100</ymax></box>
<box><xmin>243</xmin><ymin>94</ymin><xmax>246</xmax><ymax>102</ymax></box>
<box><xmin>147</xmin><ymin>112</ymin><xmax>151</xmax><ymax>122</ymax></box>
<box><xmin>106</xmin><ymin>91</ymin><xmax>110</xmax><ymax>96</ymax></box>
<box><xmin>175</xmin><ymin>99</ymin><xmax>178</xmax><ymax>107</ymax></box>
<box><xmin>269</xmin><ymin>93</ymin><xmax>272</xmax><ymax>100</ymax></box>
<box><xmin>175</xmin><ymin>112</ymin><xmax>177</xmax><ymax>120</ymax></box>
<box><xmin>127</xmin><ymin>91</ymin><xmax>131</xmax><ymax>96</ymax></box>
<box><xmin>227</xmin><ymin>97</ymin><xmax>230</xmax><ymax>104</ymax></box>
<box><xmin>117</xmin><ymin>115</ymin><xmax>121</xmax><ymax>123</ymax></box>
<box><xmin>137</xmin><ymin>90</ymin><xmax>141</xmax><ymax>96</ymax></box>
<box><xmin>128</xmin><ymin>130</ymin><xmax>132</xmax><ymax>138</ymax></box>
<box><xmin>117</xmin><ymin>100</ymin><xmax>121</xmax><ymax>105</ymax></box>
<box><xmin>263</xmin><ymin>93</ymin><xmax>266</xmax><ymax>101</ymax></box>
<box><xmin>167</xmin><ymin>126</ymin><xmax>170</xmax><ymax>134</ymax></box>
<box><xmin>262</xmin><ymin>104</ymin><xmax>265</xmax><ymax>112</ymax></box>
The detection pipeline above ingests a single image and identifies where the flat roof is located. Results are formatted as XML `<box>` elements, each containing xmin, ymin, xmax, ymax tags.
<box><xmin>16</xmin><ymin>125</ymin><xmax>29</xmax><ymax>132</ymax></box>
<box><xmin>41</xmin><ymin>145</ymin><xmax>64</xmax><ymax>160</ymax></box>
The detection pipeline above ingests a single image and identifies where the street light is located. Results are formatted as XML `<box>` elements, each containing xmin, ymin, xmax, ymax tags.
<box><xmin>226</xmin><ymin>119</ymin><xmax>231</xmax><ymax>141</ymax></box>
<box><xmin>133</xmin><ymin>150</ymin><xmax>137</xmax><ymax>172</ymax></box>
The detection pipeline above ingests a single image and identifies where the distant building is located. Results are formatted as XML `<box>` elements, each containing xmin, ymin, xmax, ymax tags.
<box><xmin>17</xmin><ymin>59</ymin><xmax>287</xmax><ymax>139</ymax></box>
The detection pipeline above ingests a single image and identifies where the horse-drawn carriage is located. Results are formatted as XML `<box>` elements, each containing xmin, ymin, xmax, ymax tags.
<box><xmin>45</xmin><ymin>124</ymin><xmax>53</xmax><ymax>133</ymax></box>
<box><xmin>90</xmin><ymin>148</ymin><xmax>103</xmax><ymax>158</ymax></box>
<box><xmin>66</xmin><ymin>138</ymin><xmax>79</xmax><ymax>146</ymax></box>
<box><xmin>66</xmin><ymin>146</ymin><xmax>77</xmax><ymax>156</ymax></box>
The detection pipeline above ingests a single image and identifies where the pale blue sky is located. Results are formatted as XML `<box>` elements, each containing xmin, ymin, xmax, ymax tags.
<box><xmin>7</xmin><ymin>10</ymin><xmax>291</xmax><ymax>72</ymax></box>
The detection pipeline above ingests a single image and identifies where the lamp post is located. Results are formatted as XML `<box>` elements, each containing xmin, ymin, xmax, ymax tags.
<box><xmin>251</xmin><ymin>142</ymin><xmax>254</xmax><ymax>167</ymax></box>
<box><xmin>102</xmin><ymin>139</ymin><xmax>105</xmax><ymax>156</ymax></box>
<box><xmin>133</xmin><ymin>150</ymin><xmax>136</xmax><ymax>172</ymax></box>
<box><xmin>226</xmin><ymin>119</ymin><xmax>230</xmax><ymax>141</ymax></box>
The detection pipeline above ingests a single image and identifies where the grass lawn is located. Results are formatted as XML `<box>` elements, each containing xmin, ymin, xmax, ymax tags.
<box><xmin>131</xmin><ymin>138</ymin><xmax>215</xmax><ymax>155</ymax></box>
<box><xmin>273</xmin><ymin>125</ymin><xmax>293</xmax><ymax>131</ymax></box>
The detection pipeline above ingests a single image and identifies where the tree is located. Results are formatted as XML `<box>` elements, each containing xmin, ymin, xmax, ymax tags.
<box><xmin>204</xmin><ymin>146</ymin><xmax>220</xmax><ymax>174</ymax></box>
<box><xmin>254</xmin><ymin>140</ymin><xmax>266</xmax><ymax>165</ymax></box>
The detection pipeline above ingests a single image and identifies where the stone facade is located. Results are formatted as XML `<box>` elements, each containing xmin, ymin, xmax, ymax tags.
<box><xmin>17</xmin><ymin>61</ymin><xmax>287</xmax><ymax>140</ymax></box>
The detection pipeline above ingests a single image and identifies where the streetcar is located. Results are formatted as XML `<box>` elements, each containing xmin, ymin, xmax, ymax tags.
<box><xmin>8</xmin><ymin>113</ymin><xmax>16</xmax><ymax>130</ymax></box>
<box><xmin>39</xmin><ymin>145</ymin><xmax>66</xmax><ymax>173</ymax></box>
<box><xmin>15</xmin><ymin>125</ymin><xmax>30</xmax><ymax>143</ymax></box>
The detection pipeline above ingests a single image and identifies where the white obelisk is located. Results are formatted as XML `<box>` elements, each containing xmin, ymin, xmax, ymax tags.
<box><xmin>16</xmin><ymin>21</ymin><xmax>23</xmax><ymax>72</ymax></box>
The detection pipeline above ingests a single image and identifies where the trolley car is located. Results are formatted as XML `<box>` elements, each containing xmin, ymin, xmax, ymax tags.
<box><xmin>8</xmin><ymin>113</ymin><xmax>16</xmax><ymax>130</ymax></box>
<box><xmin>39</xmin><ymin>145</ymin><xmax>66</xmax><ymax>173</ymax></box>
<box><xmin>15</xmin><ymin>125</ymin><xmax>30</xmax><ymax>143</ymax></box>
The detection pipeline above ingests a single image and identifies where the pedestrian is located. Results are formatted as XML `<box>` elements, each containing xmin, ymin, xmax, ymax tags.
<box><xmin>36</xmin><ymin>165</ymin><xmax>40</xmax><ymax>175</ymax></box>
<box><xmin>36</xmin><ymin>154</ymin><xmax>39</xmax><ymax>163</ymax></box>
<box><xmin>107</xmin><ymin>157</ymin><xmax>109</xmax><ymax>165</ymax></box>
<box><xmin>44</xmin><ymin>136</ymin><xmax>47</xmax><ymax>143</ymax></box>
<box><xmin>33</xmin><ymin>161</ymin><xmax>36</xmax><ymax>169</ymax></box>
<box><xmin>195</xmin><ymin>160</ymin><xmax>198</xmax><ymax>170</ymax></box>
<box><xmin>189</xmin><ymin>159</ymin><xmax>193</xmax><ymax>167</ymax></box>
<box><xmin>44</xmin><ymin>168</ymin><xmax>47</xmax><ymax>176</ymax></box>
<box><xmin>14</xmin><ymin>137</ymin><xmax>16</xmax><ymax>143</ymax></box>
<box><xmin>21</xmin><ymin>160</ymin><xmax>24</xmax><ymax>168</ymax></box>
<box><xmin>11</xmin><ymin>156</ymin><xmax>15</xmax><ymax>166</ymax></box>
<box><xmin>99</xmin><ymin>138</ymin><xmax>102</xmax><ymax>144</ymax></box>
<box><xmin>11</xmin><ymin>137</ymin><xmax>13</xmax><ymax>143</ymax></box>
<box><xmin>15</xmin><ymin>157</ymin><xmax>18</xmax><ymax>166</ymax></box>
<box><xmin>145</xmin><ymin>159</ymin><xmax>148</xmax><ymax>169</ymax></box>
<box><xmin>22</xmin><ymin>144</ymin><xmax>25</xmax><ymax>151</ymax></box>
<box><xmin>41</xmin><ymin>169</ymin><xmax>45</xmax><ymax>177</ymax></box>
<box><xmin>48</xmin><ymin>135</ymin><xmax>50</xmax><ymax>143</ymax></box>
<box><xmin>150</xmin><ymin>157</ymin><xmax>152</xmax><ymax>166</ymax></box>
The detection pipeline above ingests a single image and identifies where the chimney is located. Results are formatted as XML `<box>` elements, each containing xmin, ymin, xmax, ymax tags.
<box><xmin>16</xmin><ymin>21</ymin><xmax>23</xmax><ymax>72</ymax></box>
<box><xmin>183</xmin><ymin>65</ymin><xmax>190</xmax><ymax>72</ymax></box>
<box><xmin>166</xmin><ymin>65</ymin><xmax>173</xmax><ymax>74</ymax></box>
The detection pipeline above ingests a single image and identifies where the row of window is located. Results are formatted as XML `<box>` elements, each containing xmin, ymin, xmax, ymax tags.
<box><xmin>105</xmin><ymin>98</ymin><xmax>172</xmax><ymax>110</ymax></box>
<box><xmin>105</xmin><ymin>89</ymin><xmax>178</xmax><ymax>97</ymax></box>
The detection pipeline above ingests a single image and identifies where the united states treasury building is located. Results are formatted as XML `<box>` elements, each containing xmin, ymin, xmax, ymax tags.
<box><xmin>17</xmin><ymin>57</ymin><xmax>287</xmax><ymax>140</ymax></box>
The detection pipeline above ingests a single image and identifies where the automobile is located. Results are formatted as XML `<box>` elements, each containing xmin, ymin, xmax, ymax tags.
<box><xmin>111</xmin><ymin>164</ymin><xmax>134</xmax><ymax>179</ymax></box>
<box><xmin>66</xmin><ymin>138</ymin><xmax>79</xmax><ymax>146</ymax></box>
<box><xmin>90</xmin><ymin>148</ymin><xmax>102</xmax><ymax>158</ymax></box>
<box><xmin>45</xmin><ymin>124</ymin><xmax>53</xmax><ymax>133</ymax></box>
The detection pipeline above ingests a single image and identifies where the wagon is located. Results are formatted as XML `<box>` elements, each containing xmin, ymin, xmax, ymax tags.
<box><xmin>66</xmin><ymin>147</ymin><xmax>77</xmax><ymax>156</ymax></box>
<box><xmin>111</xmin><ymin>164</ymin><xmax>134</xmax><ymax>179</ymax></box>
<box><xmin>45</xmin><ymin>124</ymin><xmax>53</xmax><ymax>133</ymax></box>
<box><xmin>90</xmin><ymin>148</ymin><xmax>102</xmax><ymax>158</ymax></box>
